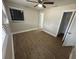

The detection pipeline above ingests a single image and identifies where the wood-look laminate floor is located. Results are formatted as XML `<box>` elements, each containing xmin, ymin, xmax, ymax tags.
<box><xmin>13</xmin><ymin>30</ymin><xmax>72</xmax><ymax>59</ymax></box>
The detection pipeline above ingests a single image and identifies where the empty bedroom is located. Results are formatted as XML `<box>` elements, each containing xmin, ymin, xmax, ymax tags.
<box><xmin>2</xmin><ymin>0</ymin><xmax>76</xmax><ymax>59</ymax></box>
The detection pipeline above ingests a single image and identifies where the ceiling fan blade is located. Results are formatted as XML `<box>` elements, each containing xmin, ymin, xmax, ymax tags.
<box><xmin>27</xmin><ymin>0</ymin><xmax>38</xmax><ymax>3</ymax></box>
<box><xmin>44</xmin><ymin>2</ymin><xmax>54</xmax><ymax>4</ymax></box>
<box><xmin>43</xmin><ymin>5</ymin><xmax>46</xmax><ymax>8</ymax></box>
<box><xmin>34</xmin><ymin>4</ymin><xmax>38</xmax><ymax>7</ymax></box>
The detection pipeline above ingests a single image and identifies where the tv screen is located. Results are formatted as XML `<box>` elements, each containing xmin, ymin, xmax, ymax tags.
<box><xmin>10</xmin><ymin>8</ymin><xmax>24</xmax><ymax>21</ymax></box>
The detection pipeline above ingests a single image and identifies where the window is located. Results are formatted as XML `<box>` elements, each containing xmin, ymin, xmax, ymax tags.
<box><xmin>10</xmin><ymin>8</ymin><xmax>24</xmax><ymax>21</ymax></box>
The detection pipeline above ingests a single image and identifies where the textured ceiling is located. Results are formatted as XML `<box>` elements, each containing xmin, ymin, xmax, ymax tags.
<box><xmin>6</xmin><ymin>0</ymin><xmax>76</xmax><ymax>10</ymax></box>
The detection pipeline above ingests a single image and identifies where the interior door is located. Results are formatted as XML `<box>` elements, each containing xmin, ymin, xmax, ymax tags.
<box><xmin>63</xmin><ymin>13</ymin><xmax>76</xmax><ymax>46</ymax></box>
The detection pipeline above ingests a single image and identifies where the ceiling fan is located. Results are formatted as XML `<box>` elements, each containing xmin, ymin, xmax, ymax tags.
<box><xmin>27</xmin><ymin>0</ymin><xmax>54</xmax><ymax>8</ymax></box>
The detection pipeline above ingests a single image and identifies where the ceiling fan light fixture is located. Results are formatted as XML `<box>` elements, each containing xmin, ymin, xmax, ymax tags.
<box><xmin>38</xmin><ymin>4</ymin><xmax>42</xmax><ymax>8</ymax></box>
<box><xmin>27</xmin><ymin>0</ymin><xmax>54</xmax><ymax>8</ymax></box>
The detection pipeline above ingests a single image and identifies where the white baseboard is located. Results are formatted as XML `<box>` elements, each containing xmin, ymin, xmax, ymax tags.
<box><xmin>12</xmin><ymin>28</ymin><xmax>57</xmax><ymax>37</ymax></box>
<box><xmin>12</xmin><ymin>28</ymin><xmax>39</xmax><ymax>34</ymax></box>
<box><xmin>42</xmin><ymin>29</ymin><xmax>56</xmax><ymax>37</ymax></box>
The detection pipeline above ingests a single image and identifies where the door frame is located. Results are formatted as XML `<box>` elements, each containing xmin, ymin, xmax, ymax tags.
<box><xmin>62</xmin><ymin>10</ymin><xmax>75</xmax><ymax>41</ymax></box>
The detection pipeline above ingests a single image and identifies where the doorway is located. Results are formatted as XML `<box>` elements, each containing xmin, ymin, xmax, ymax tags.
<box><xmin>57</xmin><ymin>12</ymin><xmax>73</xmax><ymax>40</ymax></box>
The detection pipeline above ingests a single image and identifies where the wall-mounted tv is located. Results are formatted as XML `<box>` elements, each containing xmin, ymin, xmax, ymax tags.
<box><xmin>10</xmin><ymin>8</ymin><xmax>24</xmax><ymax>21</ymax></box>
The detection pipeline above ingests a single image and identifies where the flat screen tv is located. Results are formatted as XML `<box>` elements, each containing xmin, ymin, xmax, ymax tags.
<box><xmin>10</xmin><ymin>8</ymin><xmax>24</xmax><ymax>21</ymax></box>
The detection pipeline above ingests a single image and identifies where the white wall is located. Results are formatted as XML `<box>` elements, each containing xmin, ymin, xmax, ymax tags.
<box><xmin>39</xmin><ymin>11</ymin><xmax>44</xmax><ymax>28</ymax></box>
<box><xmin>43</xmin><ymin>4</ymin><xmax>76</xmax><ymax>37</ymax></box>
<box><xmin>6</xmin><ymin>2</ymin><xmax>40</xmax><ymax>33</ymax></box>
<box><xmin>2</xmin><ymin>1</ymin><xmax>14</xmax><ymax>59</ymax></box>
